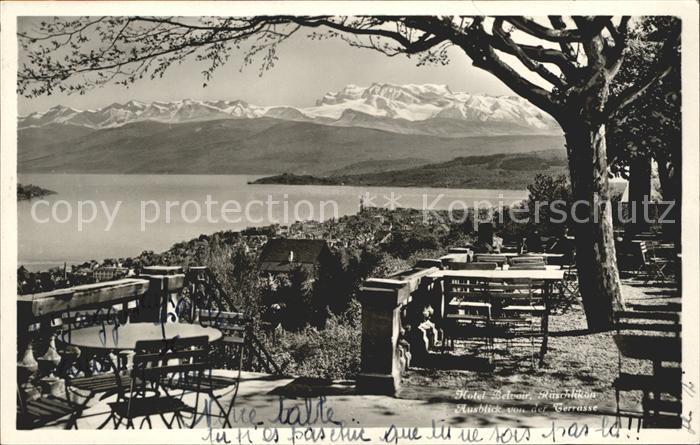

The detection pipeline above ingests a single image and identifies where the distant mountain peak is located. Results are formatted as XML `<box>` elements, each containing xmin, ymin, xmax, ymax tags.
<box><xmin>20</xmin><ymin>83</ymin><xmax>561</xmax><ymax>135</ymax></box>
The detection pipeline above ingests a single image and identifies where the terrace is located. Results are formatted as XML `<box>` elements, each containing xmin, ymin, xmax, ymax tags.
<box><xmin>16</xmin><ymin>237</ymin><xmax>682</xmax><ymax>430</ymax></box>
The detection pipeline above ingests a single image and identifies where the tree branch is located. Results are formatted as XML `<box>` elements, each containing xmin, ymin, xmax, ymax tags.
<box><xmin>605</xmin><ymin>16</ymin><xmax>631</xmax><ymax>76</ymax></box>
<box><xmin>605</xmin><ymin>27</ymin><xmax>680</xmax><ymax>115</ymax></box>
<box><xmin>294</xmin><ymin>16</ymin><xmax>450</xmax><ymax>55</ymax></box>
<box><xmin>505</xmin><ymin>16</ymin><xmax>583</xmax><ymax>42</ymax></box>
<box><xmin>454</xmin><ymin>21</ymin><xmax>561</xmax><ymax>118</ymax></box>
<box><xmin>484</xmin><ymin>31</ymin><xmax>580</xmax><ymax>80</ymax></box>
<box><xmin>548</xmin><ymin>16</ymin><xmax>578</xmax><ymax>62</ymax></box>
<box><xmin>290</xmin><ymin>17</ymin><xmax>412</xmax><ymax>47</ymax></box>
<box><xmin>17</xmin><ymin>17</ymin><xmax>107</xmax><ymax>42</ymax></box>
<box><xmin>491</xmin><ymin>18</ymin><xmax>566</xmax><ymax>88</ymax></box>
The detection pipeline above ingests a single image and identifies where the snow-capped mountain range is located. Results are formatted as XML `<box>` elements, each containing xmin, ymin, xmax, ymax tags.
<box><xmin>19</xmin><ymin>83</ymin><xmax>560</xmax><ymax>136</ymax></box>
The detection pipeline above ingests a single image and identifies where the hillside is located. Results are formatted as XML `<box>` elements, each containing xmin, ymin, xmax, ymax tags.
<box><xmin>324</xmin><ymin>157</ymin><xmax>431</xmax><ymax>176</ymax></box>
<box><xmin>252</xmin><ymin>149</ymin><xmax>569</xmax><ymax>190</ymax></box>
<box><xmin>18</xmin><ymin>118</ymin><xmax>566</xmax><ymax>175</ymax></box>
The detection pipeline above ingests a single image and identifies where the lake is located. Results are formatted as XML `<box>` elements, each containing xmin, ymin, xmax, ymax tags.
<box><xmin>17</xmin><ymin>174</ymin><xmax>528</xmax><ymax>270</ymax></box>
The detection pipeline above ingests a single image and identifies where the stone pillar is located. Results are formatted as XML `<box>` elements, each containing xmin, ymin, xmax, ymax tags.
<box><xmin>357</xmin><ymin>278</ymin><xmax>411</xmax><ymax>395</ymax></box>
<box><xmin>137</xmin><ymin>270</ymin><xmax>185</xmax><ymax>323</ymax></box>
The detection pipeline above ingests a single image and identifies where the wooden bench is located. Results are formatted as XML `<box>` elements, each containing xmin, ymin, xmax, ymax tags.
<box><xmin>508</xmin><ymin>264</ymin><xmax>546</xmax><ymax>270</ymax></box>
<box><xmin>509</xmin><ymin>255</ymin><xmax>546</xmax><ymax>265</ymax></box>
<box><xmin>446</xmin><ymin>262</ymin><xmax>497</xmax><ymax>271</ymax></box>
<box><xmin>473</xmin><ymin>254</ymin><xmax>508</xmax><ymax>267</ymax></box>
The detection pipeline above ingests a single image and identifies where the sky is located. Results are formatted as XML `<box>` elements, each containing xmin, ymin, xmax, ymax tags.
<box><xmin>18</xmin><ymin>23</ymin><xmax>521</xmax><ymax>115</ymax></box>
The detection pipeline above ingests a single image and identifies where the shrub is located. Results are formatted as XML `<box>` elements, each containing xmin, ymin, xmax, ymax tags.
<box><xmin>526</xmin><ymin>173</ymin><xmax>572</xmax><ymax>238</ymax></box>
<box><xmin>368</xmin><ymin>251</ymin><xmax>412</xmax><ymax>277</ymax></box>
<box><xmin>261</xmin><ymin>307</ymin><xmax>361</xmax><ymax>380</ymax></box>
<box><xmin>493</xmin><ymin>204</ymin><xmax>529</xmax><ymax>244</ymax></box>
<box><xmin>386</xmin><ymin>227</ymin><xmax>441</xmax><ymax>258</ymax></box>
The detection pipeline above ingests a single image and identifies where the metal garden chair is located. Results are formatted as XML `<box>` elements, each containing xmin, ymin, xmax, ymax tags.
<box><xmin>637</xmin><ymin>241</ymin><xmax>671</xmax><ymax>284</ymax></box>
<box><xmin>105</xmin><ymin>336</ymin><xmax>209</xmax><ymax>429</ymax></box>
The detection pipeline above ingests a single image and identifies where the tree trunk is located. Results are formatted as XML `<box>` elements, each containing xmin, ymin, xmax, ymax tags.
<box><xmin>656</xmin><ymin>157</ymin><xmax>681</xmax><ymax>245</ymax></box>
<box><xmin>628</xmin><ymin>155</ymin><xmax>652</xmax><ymax>236</ymax></box>
<box><xmin>563</xmin><ymin>122</ymin><xmax>624</xmax><ymax>332</ymax></box>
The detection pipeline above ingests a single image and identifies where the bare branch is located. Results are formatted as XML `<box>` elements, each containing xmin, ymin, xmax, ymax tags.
<box><xmin>484</xmin><ymin>31</ymin><xmax>580</xmax><ymax>80</ymax></box>
<box><xmin>453</xmin><ymin>21</ymin><xmax>561</xmax><ymax>117</ymax></box>
<box><xmin>548</xmin><ymin>16</ymin><xmax>578</xmax><ymax>62</ymax></box>
<box><xmin>491</xmin><ymin>18</ymin><xmax>566</xmax><ymax>88</ymax></box>
<box><xmin>291</xmin><ymin>16</ymin><xmax>448</xmax><ymax>54</ymax></box>
<box><xmin>505</xmin><ymin>17</ymin><xmax>583</xmax><ymax>42</ymax></box>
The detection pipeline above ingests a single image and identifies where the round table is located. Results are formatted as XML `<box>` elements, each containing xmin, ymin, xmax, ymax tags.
<box><xmin>65</xmin><ymin>322</ymin><xmax>223</xmax><ymax>351</ymax></box>
<box><xmin>61</xmin><ymin>322</ymin><xmax>223</xmax><ymax>429</ymax></box>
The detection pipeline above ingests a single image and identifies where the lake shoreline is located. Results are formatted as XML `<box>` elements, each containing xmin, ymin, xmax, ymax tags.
<box><xmin>250</xmin><ymin>150</ymin><xmax>569</xmax><ymax>190</ymax></box>
<box><xmin>249</xmin><ymin>173</ymin><xmax>536</xmax><ymax>190</ymax></box>
<box><xmin>17</xmin><ymin>183</ymin><xmax>56</xmax><ymax>201</ymax></box>
<box><xmin>18</xmin><ymin>173</ymin><xmax>529</xmax><ymax>268</ymax></box>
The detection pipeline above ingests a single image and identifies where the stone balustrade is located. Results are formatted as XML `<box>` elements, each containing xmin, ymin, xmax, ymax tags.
<box><xmin>357</xmin><ymin>265</ymin><xmax>440</xmax><ymax>395</ymax></box>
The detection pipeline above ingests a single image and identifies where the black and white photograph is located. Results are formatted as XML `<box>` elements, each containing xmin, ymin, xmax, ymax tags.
<box><xmin>1</xmin><ymin>2</ymin><xmax>698</xmax><ymax>444</ymax></box>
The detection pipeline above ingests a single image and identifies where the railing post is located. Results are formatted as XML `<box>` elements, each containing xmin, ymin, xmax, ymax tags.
<box><xmin>139</xmin><ymin>267</ymin><xmax>185</xmax><ymax>323</ymax></box>
<box><xmin>37</xmin><ymin>330</ymin><xmax>65</xmax><ymax>397</ymax></box>
<box><xmin>357</xmin><ymin>278</ymin><xmax>411</xmax><ymax>395</ymax></box>
<box><xmin>187</xmin><ymin>266</ymin><xmax>209</xmax><ymax>318</ymax></box>
<box><xmin>17</xmin><ymin>339</ymin><xmax>41</xmax><ymax>401</ymax></box>
<box><xmin>135</xmin><ymin>275</ymin><xmax>165</xmax><ymax>322</ymax></box>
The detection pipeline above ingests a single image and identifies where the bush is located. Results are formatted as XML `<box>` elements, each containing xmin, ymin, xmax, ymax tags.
<box><xmin>263</xmin><ymin>267</ymin><xmax>321</xmax><ymax>331</ymax></box>
<box><xmin>526</xmin><ymin>173</ymin><xmax>572</xmax><ymax>238</ymax></box>
<box><xmin>493</xmin><ymin>204</ymin><xmax>529</xmax><ymax>244</ymax></box>
<box><xmin>368</xmin><ymin>251</ymin><xmax>412</xmax><ymax>277</ymax></box>
<box><xmin>261</xmin><ymin>307</ymin><xmax>361</xmax><ymax>380</ymax></box>
<box><xmin>386</xmin><ymin>227</ymin><xmax>441</xmax><ymax>258</ymax></box>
